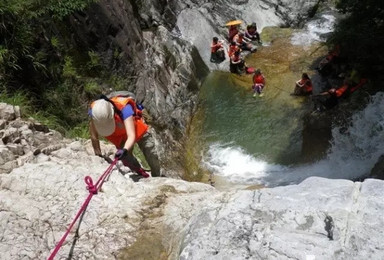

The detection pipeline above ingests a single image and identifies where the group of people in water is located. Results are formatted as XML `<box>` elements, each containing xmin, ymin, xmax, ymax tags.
<box><xmin>311</xmin><ymin>75</ymin><xmax>367</xmax><ymax>112</ymax></box>
<box><xmin>210</xmin><ymin>22</ymin><xmax>266</xmax><ymax>97</ymax></box>
<box><xmin>291</xmin><ymin>45</ymin><xmax>367</xmax><ymax>112</ymax></box>
<box><xmin>210</xmin><ymin>22</ymin><xmax>259</xmax><ymax>65</ymax></box>
<box><xmin>211</xmin><ymin>22</ymin><xmax>367</xmax><ymax>106</ymax></box>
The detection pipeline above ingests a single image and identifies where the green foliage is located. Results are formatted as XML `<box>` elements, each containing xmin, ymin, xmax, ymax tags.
<box><xmin>0</xmin><ymin>0</ymin><xmax>128</xmax><ymax>139</ymax></box>
<box><xmin>47</xmin><ymin>0</ymin><xmax>97</xmax><ymax>20</ymax></box>
<box><xmin>107</xmin><ymin>75</ymin><xmax>130</xmax><ymax>91</ymax></box>
<box><xmin>50</xmin><ymin>37</ymin><xmax>60</xmax><ymax>48</ymax></box>
<box><xmin>66</xmin><ymin>122</ymin><xmax>90</xmax><ymax>139</ymax></box>
<box><xmin>86</xmin><ymin>51</ymin><xmax>102</xmax><ymax>71</ymax></box>
<box><xmin>0</xmin><ymin>0</ymin><xmax>98</xmax><ymax>89</ymax></box>
<box><xmin>0</xmin><ymin>0</ymin><xmax>124</xmax><ymax>141</ymax></box>
<box><xmin>113</xmin><ymin>48</ymin><xmax>121</xmax><ymax>59</ymax></box>
<box><xmin>0</xmin><ymin>89</ymin><xmax>33</xmax><ymax>116</ymax></box>
<box><xmin>31</xmin><ymin>110</ymin><xmax>67</xmax><ymax>133</ymax></box>
<box><xmin>329</xmin><ymin>0</ymin><xmax>384</xmax><ymax>76</ymax></box>
<box><xmin>0</xmin><ymin>46</ymin><xmax>21</xmax><ymax>72</ymax></box>
<box><xmin>0</xmin><ymin>89</ymin><xmax>68</xmax><ymax>134</ymax></box>
<box><xmin>62</xmin><ymin>56</ymin><xmax>78</xmax><ymax>78</ymax></box>
<box><xmin>84</xmin><ymin>80</ymin><xmax>100</xmax><ymax>96</ymax></box>
<box><xmin>42</xmin><ymin>81</ymin><xmax>88</xmax><ymax>125</ymax></box>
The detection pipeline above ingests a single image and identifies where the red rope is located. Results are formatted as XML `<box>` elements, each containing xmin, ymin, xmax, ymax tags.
<box><xmin>47</xmin><ymin>158</ymin><xmax>118</xmax><ymax>260</ymax></box>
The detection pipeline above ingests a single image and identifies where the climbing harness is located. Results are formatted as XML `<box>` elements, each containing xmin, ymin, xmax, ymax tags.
<box><xmin>47</xmin><ymin>158</ymin><xmax>118</xmax><ymax>260</ymax></box>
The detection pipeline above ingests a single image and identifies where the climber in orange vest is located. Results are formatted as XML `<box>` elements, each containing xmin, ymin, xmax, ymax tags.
<box><xmin>89</xmin><ymin>93</ymin><xmax>151</xmax><ymax>178</ymax></box>
<box><xmin>293</xmin><ymin>73</ymin><xmax>313</xmax><ymax>96</ymax></box>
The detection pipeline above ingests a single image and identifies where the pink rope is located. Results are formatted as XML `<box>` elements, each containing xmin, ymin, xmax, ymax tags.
<box><xmin>47</xmin><ymin>158</ymin><xmax>118</xmax><ymax>260</ymax></box>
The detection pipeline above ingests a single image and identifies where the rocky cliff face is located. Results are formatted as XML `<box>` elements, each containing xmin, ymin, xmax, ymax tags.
<box><xmin>66</xmin><ymin>0</ymin><xmax>321</xmax><ymax>175</ymax></box>
<box><xmin>67</xmin><ymin>0</ymin><xmax>206</xmax><ymax>176</ymax></box>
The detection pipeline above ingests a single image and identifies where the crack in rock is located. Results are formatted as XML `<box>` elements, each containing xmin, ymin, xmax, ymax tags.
<box><xmin>324</xmin><ymin>215</ymin><xmax>334</xmax><ymax>240</ymax></box>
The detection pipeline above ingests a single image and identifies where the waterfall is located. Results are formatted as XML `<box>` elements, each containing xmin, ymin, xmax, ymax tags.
<box><xmin>203</xmin><ymin>93</ymin><xmax>384</xmax><ymax>187</ymax></box>
<box><xmin>291</xmin><ymin>12</ymin><xmax>337</xmax><ymax>46</ymax></box>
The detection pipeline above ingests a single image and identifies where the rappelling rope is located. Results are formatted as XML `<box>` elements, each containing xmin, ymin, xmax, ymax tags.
<box><xmin>47</xmin><ymin>158</ymin><xmax>118</xmax><ymax>260</ymax></box>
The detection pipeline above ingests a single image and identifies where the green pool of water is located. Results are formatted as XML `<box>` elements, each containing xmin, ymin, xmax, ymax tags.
<box><xmin>198</xmin><ymin>71</ymin><xmax>312</xmax><ymax>165</ymax></box>
<box><xmin>184</xmin><ymin>27</ymin><xmax>328</xmax><ymax>182</ymax></box>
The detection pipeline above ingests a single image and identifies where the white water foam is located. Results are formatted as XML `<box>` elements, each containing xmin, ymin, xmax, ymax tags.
<box><xmin>203</xmin><ymin>93</ymin><xmax>384</xmax><ymax>187</ymax></box>
<box><xmin>291</xmin><ymin>13</ymin><xmax>336</xmax><ymax>46</ymax></box>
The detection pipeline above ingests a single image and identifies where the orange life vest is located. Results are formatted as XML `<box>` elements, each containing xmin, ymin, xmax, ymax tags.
<box><xmin>92</xmin><ymin>96</ymin><xmax>149</xmax><ymax>148</ymax></box>
<box><xmin>231</xmin><ymin>53</ymin><xmax>242</xmax><ymax>63</ymax></box>
<box><xmin>253</xmin><ymin>74</ymin><xmax>265</xmax><ymax>85</ymax></box>
<box><xmin>211</xmin><ymin>42</ymin><xmax>223</xmax><ymax>53</ymax></box>
<box><xmin>335</xmin><ymin>84</ymin><xmax>349</xmax><ymax>98</ymax></box>
<box><xmin>233</xmin><ymin>34</ymin><xmax>244</xmax><ymax>44</ymax></box>
<box><xmin>228</xmin><ymin>45</ymin><xmax>239</xmax><ymax>57</ymax></box>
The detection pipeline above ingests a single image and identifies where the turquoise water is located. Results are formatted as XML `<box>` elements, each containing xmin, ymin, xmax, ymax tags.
<box><xmin>194</xmin><ymin>72</ymin><xmax>384</xmax><ymax>188</ymax></box>
<box><xmin>197</xmin><ymin>71</ymin><xmax>312</xmax><ymax>166</ymax></box>
<box><xmin>187</xmin><ymin>18</ymin><xmax>383</xmax><ymax>187</ymax></box>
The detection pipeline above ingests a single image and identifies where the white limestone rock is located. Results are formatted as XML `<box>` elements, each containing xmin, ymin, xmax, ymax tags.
<box><xmin>0</xmin><ymin>142</ymin><xmax>216</xmax><ymax>259</ymax></box>
<box><xmin>0</xmin><ymin>145</ymin><xmax>15</xmax><ymax>165</ymax></box>
<box><xmin>0</xmin><ymin>103</ymin><xmax>18</xmax><ymax>121</ymax></box>
<box><xmin>1</xmin><ymin>138</ymin><xmax>384</xmax><ymax>260</ymax></box>
<box><xmin>176</xmin><ymin>177</ymin><xmax>384</xmax><ymax>260</ymax></box>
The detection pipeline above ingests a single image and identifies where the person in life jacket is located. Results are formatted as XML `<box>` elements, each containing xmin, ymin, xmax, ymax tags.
<box><xmin>89</xmin><ymin>94</ymin><xmax>156</xmax><ymax>178</ymax></box>
<box><xmin>210</xmin><ymin>37</ymin><xmax>225</xmax><ymax>63</ymax></box>
<box><xmin>233</xmin><ymin>33</ymin><xmax>256</xmax><ymax>52</ymax></box>
<box><xmin>293</xmin><ymin>73</ymin><xmax>313</xmax><ymax>96</ymax></box>
<box><xmin>312</xmin><ymin>79</ymin><xmax>350</xmax><ymax>112</ymax></box>
<box><xmin>244</xmin><ymin>22</ymin><xmax>261</xmax><ymax>44</ymax></box>
<box><xmin>312</xmin><ymin>88</ymin><xmax>337</xmax><ymax>112</ymax></box>
<box><xmin>230</xmin><ymin>50</ymin><xmax>246</xmax><ymax>74</ymax></box>
<box><xmin>228</xmin><ymin>41</ymin><xmax>240</xmax><ymax>59</ymax></box>
<box><xmin>252</xmin><ymin>69</ymin><xmax>266</xmax><ymax>97</ymax></box>
<box><xmin>228</xmin><ymin>25</ymin><xmax>239</xmax><ymax>42</ymax></box>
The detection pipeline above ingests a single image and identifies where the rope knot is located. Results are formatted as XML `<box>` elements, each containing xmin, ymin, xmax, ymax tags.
<box><xmin>85</xmin><ymin>176</ymin><xmax>98</xmax><ymax>194</ymax></box>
